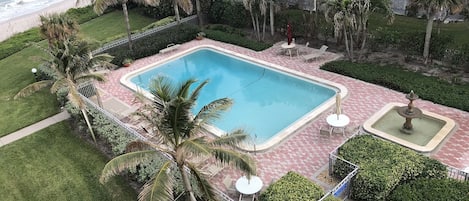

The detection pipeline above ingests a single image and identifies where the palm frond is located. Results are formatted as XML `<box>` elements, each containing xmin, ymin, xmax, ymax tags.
<box><xmin>176</xmin><ymin>0</ymin><xmax>194</xmax><ymax>15</ymax></box>
<box><xmin>13</xmin><ymin>80</ymin><xmax>53</xmax><ymax>99</ymax></box>
<box><xmin>188</xmin><ymin>79</ymin><xmax>208</xmax><ymax>102</ymax></box>
<box><xmin>138</xmin><ymin>161</ymin><xmax>174</xmax><ymax>201</ymax></box>
<box><xmin>177</xmin><ymin>78</ymin><xmax>197</xmax><ymax>99</ymax></box>
<box><xmin>211</xmin><ymin>148</ymin><xmax>256</xmax><ymax>176</ymax></box>
<box><xmin>100</xmin><ymin>150</ymin><xmax>158</xmax><ymax>183</ymax></box>
<box><xmin>210</xmin><ymin>129</ymin><xmax>248</xmax><ymax>147</ymax></box>
<box><xmin>177</xmin><ymin>137</ymin><xmax>211</xmax><ymax>162</ymax></box>
<box><xmin>150</xmin><ymin>76</ymin><xmax>176</xmax><ymax>102</ymax></box>
<box><xmin>133</xmin><ymin>0</ymin><xmax>161</xmax><ymax>7</ymax></box>
<box><xmin>186</xmin><ymin>162</ymin><xmax>219</xmax><ymax>200</ymax></box>
<box><xmin>194</xmin><ymin>98</ymin><xmax>233</xmax><ymax>125</ymax></box>
<box><xmin>75</xmin><ymin>73</ymin><xmax>107</xmax><ymax>83</ymax></box>
<box><xmin>92</xmin><ymin>0</ymin><xmax>120</xmax><ymax>15</ymax></box>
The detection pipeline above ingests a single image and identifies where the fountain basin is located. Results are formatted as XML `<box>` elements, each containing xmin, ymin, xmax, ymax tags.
<box><xmin>363</xmin><ymin>102</ymin><xmax>456</xmax><ymax>152</ymax></box>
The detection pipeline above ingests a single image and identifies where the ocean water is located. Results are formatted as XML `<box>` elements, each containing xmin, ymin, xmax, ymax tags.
<box><xmin>0</xmin><ymin>0</ymin><xmax>64</xmax><ymax>23</ymax></box>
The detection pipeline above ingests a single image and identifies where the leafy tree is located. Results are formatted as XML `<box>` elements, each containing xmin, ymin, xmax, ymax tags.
<box><xmin>324</xmin><ymin>0</ymin><xmax>394</xmax><ymax>61</ymax></box>
<box><xmin>100</xmin><ymin>77</ymin><xmax>256</xmax><ymax>201</ymax></box>
<box><xmin>170</xmin><ymin>0</ymin><xmax>193</xmax><ymax>23</ymax></box>
<box><xmin>14</xmin><ymin>38</ymin><xmax>113</xmax><ymax>143</ymax></box>
<box><xmin>409</xmin><ymin>0</ymin><xmax>461</xmax><ymax>64</ymax></box>
<box><xmin>243</xmin><ymin>0</ymin><xmax>268</xmax><ymax>41</ymax></box>
<box><xmin>39</xmin><ymin>12</ymin><xmax>79</xmax><ymax>47</ymax></box>
<box><xmin>92</xmin><ymin>0</ymin><xmax>161</xmax><ymax>51</ymax></box>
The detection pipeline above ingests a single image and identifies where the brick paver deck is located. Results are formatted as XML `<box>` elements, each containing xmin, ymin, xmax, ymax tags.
<box><xmin>97</xmin><ymin>39</ymin><xmax>469</xmax><ymax>196</ymax></box>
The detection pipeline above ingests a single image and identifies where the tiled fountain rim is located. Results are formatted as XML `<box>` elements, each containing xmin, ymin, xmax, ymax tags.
<box><xmin>363</xmin><ymin>102</ymin><xmax>456</xmax><ymax>153</ymax></box>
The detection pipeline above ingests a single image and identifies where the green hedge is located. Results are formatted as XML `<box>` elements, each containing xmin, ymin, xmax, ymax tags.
<box><xmin>103</xmin><ymin>24</ymin><xmax>199</xmax><ymax>66</ymax></box>
<box><xmin>320</xmin><ymin>61</ymin><xmax>469</xmax><ymax>112</ymax></box>
<box><xmin>334</xmin><ymin>135</ymin><xmax>447</xmax><ymax>201</ymax></box>
<box><xmin>204</xmin><ymin>29</ymin><xmax>272</xmax><ymax>51</ymax></box>
<box><xmin>388</xmin><ymin>178</ymin><xmax>469</xmax><ymax>201</ymax></box>
<box><xmin>259</xmin><ymin>171</ymin><xmax>340</xmax><ymax>201</ymax></box>
<box><xmin>208</xmin><ymin>0</ymin><xmax>250</xmax><ymax>28</ymax></box>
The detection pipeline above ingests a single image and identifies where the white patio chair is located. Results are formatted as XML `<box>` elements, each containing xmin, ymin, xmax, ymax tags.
<box><xmin>302</xmin><ymin>45</ymin><xmax>328</xmax><ymax>62</ymax></box>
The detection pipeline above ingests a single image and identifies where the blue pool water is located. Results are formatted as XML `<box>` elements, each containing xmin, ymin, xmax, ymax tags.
<box><xmin>129</xmin><ymin>49</ymin><xmax>336</xmax><ymax>144</ymax></box>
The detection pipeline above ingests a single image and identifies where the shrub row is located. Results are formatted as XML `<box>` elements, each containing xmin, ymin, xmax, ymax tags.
<box><xmin>259</xmin><ymin>171</ymin><xmax>340</xmax><ymax>201</ymax></box>
<box><xmin>103</xmin><ymin>24</ymin><xmax>199</xmax><ymax>66</ymax></box>
<box><xmin>388</xmin><ymin>178</ymin><xmax>469</xmax><ymax>201</ymax></box>
<box><xmin>333</xmin><ymin>135</ymin><xmax>447</xmax><ymax>201</ymax></box>
<box><xmin>320</xmin><ymin>61</ymin><xmax>469</xmax><ymax>112</ymax></box>
<box><xmin>204</xmin><ymin>29</ymin><xmax>272</xmax><ymax>51</ymax></box>
<box><xmin>207</xmin><ymin>0</ymin><xmax>250</xmax><ymax>28</ymax></box>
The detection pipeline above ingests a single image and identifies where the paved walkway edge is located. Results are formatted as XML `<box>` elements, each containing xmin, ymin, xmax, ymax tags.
<box><xmin>0</xmin><ymin>111</ymin><xmax>70</xmax><ymax>147</ymax></box>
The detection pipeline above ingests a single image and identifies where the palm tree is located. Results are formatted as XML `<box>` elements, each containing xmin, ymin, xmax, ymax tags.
<box><xmin>39</xmin><ymin>13</ymin><xmax>79</xmax><ymax>47</ymax></box>
<box><xmin>171</xmin><ymin>0</ymin><xmax>193</xmax><ymax>23</ymax></box>
<box><xmin>92</xmin><ymin>0</ymin><xmax>161</xmax><ymax>51</ymax></box>
<box><xmin>243</xmin><ymin>0</ymin><xmax>268</xmax><ymax>41</ymax></box>
<box><xmin>14</xmin><ymin>38</ymin><xmax>114</xmax><ymax>143</ymax></box>
<box><xmin>100</xmin><ymin>77</ymin><xmax>257</xmax><ymax>201</ymax></box>
<box><xmin>410</xmin><ymin>0</ymin><xmax>461</xmax><ymax>64</ymax></box>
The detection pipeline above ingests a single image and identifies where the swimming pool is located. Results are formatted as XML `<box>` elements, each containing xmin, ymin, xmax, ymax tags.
<box><xmin>121</xmin><ymin>45</ymin><xmax>347</xmax><ymax>151</ymax></box>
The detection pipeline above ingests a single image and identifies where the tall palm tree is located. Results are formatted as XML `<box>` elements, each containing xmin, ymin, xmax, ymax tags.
<box><xmin>39</xmin><ymin>13</ymin><xmax>79</xmax><ymax>47</ymax></box>
<box><xmin>171</xmin><ymin>0</ymin><xmax>193</xmax><ymax>23</ymax></box>
<box><xmin>92</xmin><ymin>0</ymin><xmax>161</xmax><ymax>51</ymax></box>
<box><xmin>100</xmin><ymin>77</ymin><xmax>256</xmax><ymax>201</ymax></box>
<box><xmin>411</xmin><ymin>0</ymin><xmax>461</xmax><ymax>64</ymax></box>
<box><xmin>14</xmin><ymin>38</ymin><xmax>114</xmax><ymax>143</ymax></box>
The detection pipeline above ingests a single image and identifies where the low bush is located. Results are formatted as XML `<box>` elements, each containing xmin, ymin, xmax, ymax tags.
<box><xmin>0</xmin><ymin>28</ymin><xmax>42</xmax><ymax>60</ymax></box>
<box><xmin>208</xmin><ymin>0</ymin><xmax>250</xmax><ymax>28</ymax></box>
<box><xmin>320</xmin><ymin>61</ymin><xmax>469</xmax><ymax>112</ymax></box>
<box><xmin>139</xmin><ymin>0</ymin><xmax>174</xmax><ymax>19</ymax></box>
<box><xmin>333</xmin><ymin>135</ymin><xmax>447</xmax><ymax>201</ymax></box>
<box><xmin>66</xmin><ymin>5</ymin><xmax>100</xmax><ymax>24</ymax></box>
<box><xmin>259</xmin><ymin>171</ymin><xmax>340</xmax><ymax>201</ymax></box>
<box><xmin>204</xmin><ymin>29</ymin><xmax>272</xmax><ymax>51</ymax></box>
<box><xmin>399</xmin><ymin>31</ymin><xmax>454</xmax><ymax>60</ymax></box>
<box><xmin>388</xmin><ymin>178</ymin><xmax>469</xmax><ymax>201</ymax></box>
<box><xmin>103</xmin><ymin>24</ymin><xmax>199</xmax><ymax>66</ymax></box>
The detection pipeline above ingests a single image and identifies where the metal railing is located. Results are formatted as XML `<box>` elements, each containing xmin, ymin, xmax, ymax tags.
<box><xmin>447</xmin><ymin>165</ymin><xmax>469</xmax><ymax>181</ymax></box>
<box><xmin>92</xmin><ymin>15</ymin><xmax>198</xmax><ymax>54</ymax></box>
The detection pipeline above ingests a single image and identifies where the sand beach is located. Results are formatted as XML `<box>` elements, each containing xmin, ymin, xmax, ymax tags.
<box><xmin>0</xmin><ymin>0</ymin><xmax>91</xmax><ymax>42</ymax></box>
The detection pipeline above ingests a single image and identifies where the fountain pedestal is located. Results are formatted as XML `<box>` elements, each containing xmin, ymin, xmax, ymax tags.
<box><xmin>397</xmin><ymin>90</ymin><xmax>422</xmax><ymax>134</ymax></box>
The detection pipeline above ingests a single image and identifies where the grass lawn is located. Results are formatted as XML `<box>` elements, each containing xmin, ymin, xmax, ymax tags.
<box><xmin>369</xmin><ymin>13</ymin><xmax>469</xmax><ymax>45</ymax></box>
<box><xmin>0</xmin><ymin>46</ymin><xmax>59</xmax><ymax>137</ymax></box>
<box><xmin>0</xmin><ymin>122</ymin><xmax>137</xmax><ymax>200</ymax></box>
<box><xmin>0</xmin><ymin>9</ymin><xmax>155</xmax><ymax>137</ymax></box>
<box><xmin>79</xmin><ymin>9</ymin><xmax>156</xmax><ymax>44</ymax></box>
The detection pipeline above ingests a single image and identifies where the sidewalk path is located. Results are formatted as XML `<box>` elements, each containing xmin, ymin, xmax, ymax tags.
<box><xmin>0</xmin><ymin>111</ymin><xmax>70</xmax><ymax>147</ymax></box>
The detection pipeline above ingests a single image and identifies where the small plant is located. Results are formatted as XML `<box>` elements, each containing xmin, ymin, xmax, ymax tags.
<box><xmin>196</xmin><ymin>32</ymin><xmax>206</xmax><ymax>40</ymax></box>
<box><xmin>122</xmin><ymin>58</ymin><xmax>133</xmax><ymax>67</ymax></box>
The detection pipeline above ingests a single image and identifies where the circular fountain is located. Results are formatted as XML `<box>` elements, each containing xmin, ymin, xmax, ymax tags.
<box><xmin>396</xmin><ymin>90</ymin><xmax>423</xmax><ymax>134</ymax></box>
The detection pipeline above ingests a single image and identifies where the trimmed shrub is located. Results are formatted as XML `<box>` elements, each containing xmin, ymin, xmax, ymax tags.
<box><xmin>333</xmin><ymin>135</ymin><xmax>447</xmax><ymax>201</ymax></box>
<box><xmin>208</xmin><ymin>0</ymin><xmax>250</xmax><ymax>28</ymax></box>
<box><xmin>103</xmin><ymin>24</ymin><xmax>199</xmax><ymax>66</ymax></box>
<box><xmin>259</xmin><ymin>171</ymin><xmax>340</xmax><ymax>201</ymax></box>
<box><xmin>388</xmin><ymin>178</ymin><xmax>469</xmax><ymax>201</ymax></box>
<box><xmin>204</xmin><ymin>29</ymin><xmax>272</xmax><ymax>51</ymax></box>
<box><xmin>320</xmin><ymin>61</ymin><xmax>469</xmax><ymax>112</ymax></box>
<box><xmin>139</xmin><ymin>0</ymin><xmax>174</xmax><ymax>19</ymax></box>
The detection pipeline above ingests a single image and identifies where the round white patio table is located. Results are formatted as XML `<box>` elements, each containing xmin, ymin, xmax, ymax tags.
<box><xmin>326</xmin><ymin>114</ymin><xmax>350</xmax><ymax>136</ymax></box>
<box><xmin>235</xmin><ymin>175</ymin><xmax>263</xmax><ymax>196</ymax></box>
<box><xmin>281</xmin><ymin>43</ymin><xmax>296</xmax><ymax>58</ymax></box>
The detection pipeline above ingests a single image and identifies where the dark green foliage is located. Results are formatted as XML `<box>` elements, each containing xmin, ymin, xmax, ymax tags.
<box><xmin>320</xmin><ymin>61</ymin><xmax>469</xmax><ymax>112</ymax></box>
<box><xmin>103</xmin><ymin>24</ymin><xmax>199</xmax><ymax>66</ymax></box>
<box><xmin>204</xmin><ymin>29</ymin><xmax>272</xmax><ymax>51</ymax></box>
<box><xmin>388</xmin><ymin>178</ymin><xmax>469</xmax><ymax>201</ymax></box>
<box><xmin>399</xmin><ymin>31</ymin><xmax>454</xmax><ymax>60</ymax></box>
<box><xmin>275</xmin><ymin>9</ymin><xmax>311</xmax><ymax>38</ymax></box>
<box><xmin>446</xmin><ymin>43</ymin><xmax>469</xmax><ymax>71</ymax></box>
<box><xmin>139</xmin><ymin>0</ymin><xmax>174</xmax><ymax>19</ymax></box>
<box><xmin>259</xmin><ymin>171</ymin><xmax>339</xmax><ymax>201</ymax></box>
<box><xmin>208</xmin><ymin>0</ymin><xmax>250</xmax><ymax>28</ymax></box>
<box><xmin>0</xmin><ymin>28</ymin><xmax>42</xmax><ymax>60</ymax></box>
<box><xmin>369</xmin><ymin>27</ymin><xmax>401</xmax><ymax>50</ymax></box>
<box><xmin>66</xmin><ymin>5</ymin><xmax>100</xmax><ymax>24</ymax></box>
<box><xmin>333</xmin><ymin>135</ymin><xmax>447</xmax><ymax>201</ymax></box>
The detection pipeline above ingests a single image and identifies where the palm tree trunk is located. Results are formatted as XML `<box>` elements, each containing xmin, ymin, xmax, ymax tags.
<box><xmin>81</xmin><ymin>108</ymin><xmax>97</xmax><ymax>143</ymax></box>
<box><xmin>423</xmin><ymin>11</ymin><xmax>434</xmax><ymax>64</ymax></box>
<box><xmin>179</xmin><ymin>165</ymin><xmax>197</xmax><ymax>201</ymax></box>
<box><xmin>122</xmin><ymin>3</ymin><xmax>133</xmax><ymax>51</ymax></box>
<box><xmin>255</xmin><ymin>14</ymin><xmax>261</xmax><ymax>41</ymax></box>
<box><xmin>95</xmin><ymin>87</ymin><xmax>103</xmax><ymax>108</ymax></box>
<box><xmin>196</xmin><ymin>0</ymin><xmax>203</xmax><ymax>26</ymax></box>
<box><xmin>262</xmin><ymin>13</ymin><xmax>266</xmax><ymax>40</ymax></box>
<box><xmin>270</xmin><ymin>0</ymin><xmax>274</xmax><ymax>36</ymax></box>
<box><xmin>343</xmin><ymin>25</ymin><xmax>351</xmax><ymax>59</ymax></box>
<box><xmin>174</xmin><ymin>1</ymin><xmax>181</xmax><ymax>24</ymax></box>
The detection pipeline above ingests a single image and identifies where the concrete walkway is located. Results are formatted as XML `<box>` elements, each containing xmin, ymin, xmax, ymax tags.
<box><xmin>0</xmin><ymin>111</ymin><xmax>70</xmax><ymax>147</ymax></box>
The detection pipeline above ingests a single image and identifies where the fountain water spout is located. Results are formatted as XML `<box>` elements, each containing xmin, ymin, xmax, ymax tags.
<box><xmin>397</xmin><ymin>90</ymin><xmax>422</xmax><ymax>134</ymax></box>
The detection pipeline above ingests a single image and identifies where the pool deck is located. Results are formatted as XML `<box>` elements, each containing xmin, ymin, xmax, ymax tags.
<box><xmin>96</xmin><ymin>39</ymin><xmax>469</xmax><ymax>196</ymax></box>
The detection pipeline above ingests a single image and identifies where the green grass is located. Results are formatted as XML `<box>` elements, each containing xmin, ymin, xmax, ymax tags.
<box><xmin>0</xmin><ymin>45</ymin><xmax>59</xmax><ymax>137</ymax></box>
<box><xmin>0</xmin><ymin>9</ymin><xmax>155</xmax><ymax>137</ymax></box>
<box><xmin>0</xmin><ymin>122</ymin><xmax>137</xmax><ymax>200</ymax></box>
<box><xmin>79</xmin><ymin>9</ymin><xmax>156</xmax><ymax>44</ymax></box>
<box><xmin>369</xmin><ymin>13</ymin><xmax>469</xmax><ymax>45</ymax></box>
